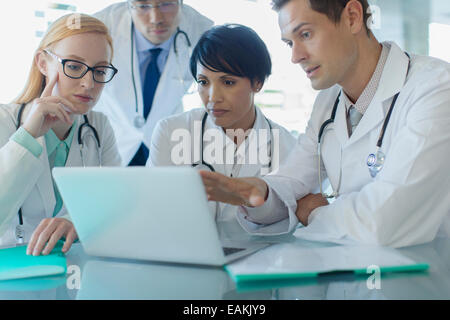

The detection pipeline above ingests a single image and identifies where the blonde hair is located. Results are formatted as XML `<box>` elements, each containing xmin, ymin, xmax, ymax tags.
<box><xmin>14</xmin><ymin>13</ymin><xmax>113</xmax><ymax>104</ymax></box>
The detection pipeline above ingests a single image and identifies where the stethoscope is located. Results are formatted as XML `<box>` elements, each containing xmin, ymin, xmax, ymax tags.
<box><xmin>192</xmin><ymin>111</ymin><xmax>275</xmax><ymax>221</ymax></box>
<box><xmin>14</xmin><ymin>103</ymin><xmax>101</xmax><ymax>244</ymax></box>
<box><xmin>131</xmin><ymin>23</ymin><xmax>192</xmax><ymax>129</ymax></box>
<box><xmin>191</xmin><ymin>111</ymin><xmax>274</xmax><ymax>175</ymax></box>
<box><xmin>318</xmin><ymin>52</ymin><xmax>411</xmax><ymax>199</ymax></box>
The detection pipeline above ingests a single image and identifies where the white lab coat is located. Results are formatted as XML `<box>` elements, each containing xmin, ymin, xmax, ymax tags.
<box><xmin>94</xmin><ymin>3</ymin><xmax>213</xmax><ymax>165</ymax></box>
<box><xmin>147</xmin><ymin>107</ymin><xmax>296</xmax><ymax>222</ymax></box>
<box><xmin>240</xmin><ymin>42</ymin><xmax>450</xmax><ymax>248</ymax></box>
<box><xmin>0</xmin><ymin>103</ymin><xmax>121</xmax><ymax>247</ymax></box>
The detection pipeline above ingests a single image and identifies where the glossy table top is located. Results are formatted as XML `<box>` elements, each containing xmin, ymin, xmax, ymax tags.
<box><xmin>1</xmin><ymin>222</ymin><xmax>449</xmax><ymax>300</ymax></box>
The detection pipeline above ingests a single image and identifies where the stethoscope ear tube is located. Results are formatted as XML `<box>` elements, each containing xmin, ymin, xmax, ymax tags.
<box><xmin>78</xmin><ymin>115</ymin><xmax>101</xmax><ymax>149</ymax></box>
<box><xmin>318</xmin><ymin>92</ymin><xmax>341</xmax><ymax>143</ymax></box>
<box><xmin>130</xmin><ymin>23</ymin><xmax>139</xmax><ymax>123</ymax></box>
<box><xmin>16</xmin><ymin>103</ymin><xmax>26</xmax><ymax>130</ymax></box>
<box><xmin>376</xmin><ymin>91</ymin><xmax>399</xmax><ymax>148</ymax></box>
<box><xmin>174</xmin><ymin>27</ymin><xmax>191</xmax><ymax>55</ymax></box>
<box><xmin>318</xmin><ymin>119</ymin><xmax>334</xmax><ymax>144</ymax></box>
<box><xmin>192</xmin><ymin>111</ymin><xmax>216</xmax><ymax>172</ymax></box>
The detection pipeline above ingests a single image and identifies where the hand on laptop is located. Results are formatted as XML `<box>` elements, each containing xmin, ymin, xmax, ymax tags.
<box><xmin>26</xmin><ymin>218</ymin><xmax>78</xmax><ymax>256</ymax></box>
<box><xmin>199</xmin><ymin>171</ymin><xmax>268</xmax><ymax>207</ymax></box>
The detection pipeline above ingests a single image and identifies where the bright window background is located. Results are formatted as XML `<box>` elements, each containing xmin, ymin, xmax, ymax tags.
<box><xmin>430</xmin><ymin>23</ymin><xmax>450</xmax><ymax>62</ymax></box>
<box><xmin>0</xmin><ymin>0</ymin><xmax>449</xmax><ymax>135</ymax></box>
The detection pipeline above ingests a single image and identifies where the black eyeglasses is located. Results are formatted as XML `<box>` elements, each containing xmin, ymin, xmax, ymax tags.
<box><xmin>44</xmin><ymin>50</ymin><xmax>118</xmax><ymax>83</ymax></box>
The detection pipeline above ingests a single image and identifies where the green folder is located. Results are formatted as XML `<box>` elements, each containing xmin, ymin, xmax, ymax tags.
<box><xmin>224</xmin><ymin>243</ymin><xmax>429</xmax><ymax>284</ymax></box>
<box><xmin>0</xmin><ymin>241</ymin><xmax>67</xmax><ymax>281</ymax></box>
<box><xmin>225</xmin><ymin>263</ymin><xmax>430</xmax><ymax>283</ymax></box>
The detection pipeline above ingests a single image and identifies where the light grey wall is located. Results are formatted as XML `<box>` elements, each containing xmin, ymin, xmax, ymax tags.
<box><xmin>370</xmin><ymin>0</ymin><xmax>450</xmax><ymax>55</ymax></box>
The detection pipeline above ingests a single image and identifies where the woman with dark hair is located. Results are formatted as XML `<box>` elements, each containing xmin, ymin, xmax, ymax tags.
<box><xmin>147</xmin><ymin>24</ymin><xmax>296</xmax><ymax>223</ymax></box>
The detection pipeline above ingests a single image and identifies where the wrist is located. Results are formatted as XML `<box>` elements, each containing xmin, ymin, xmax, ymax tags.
<box><xmin>22</xmin><ymin>123</ymin><xmax>40</xmax><ymax>138</ymax></box>
<box><xmin>262</xmin><ymin>181</ymin><xmax>269</xmax><ymax>201</ymax></box>
<box><xmin>254</xmin><ymin>178</ymin><xmax>268</xmax><ymax>202</ymax></box>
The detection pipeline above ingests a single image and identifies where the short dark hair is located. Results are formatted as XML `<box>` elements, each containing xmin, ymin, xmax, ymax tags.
<box><xmin>271</xmin><ymin>0</ymin><xmax>372</xmax><ymax>34</ymax></box>
<box><xmin>189</xmin><ymin>24</ymin><xmax>272</xmax><ymax>85</ymax></box>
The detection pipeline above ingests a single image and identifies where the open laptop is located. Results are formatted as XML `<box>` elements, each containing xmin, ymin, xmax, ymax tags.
<box><xmin>52</xmin><ymin>167</ymin><xmax>269</xmax><ymax>266</ymax></box>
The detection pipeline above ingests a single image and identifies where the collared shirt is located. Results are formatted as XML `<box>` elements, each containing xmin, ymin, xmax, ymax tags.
<box><xmin>134</xmin><ymin>25</ymin><xmax>174</xmax><ymax>83</ymax></box>
<box><xmin>204</xmin><ymin>107</ymin><xmax>270</xmax><ymax>178</ymax></box>
<box><xmin>342</xmin><ymin>43</ymin><xmax>390</xmax><ymax>132</ymax></box>
<box><xmin>44</xmin><ymin>119</ymin><xmax>78</xmax><ymax>216</ymax></box>
<box><xmin>45</xmin><ymin>121</ymin><xmax>77</xmax><ymax>168</ymax></box>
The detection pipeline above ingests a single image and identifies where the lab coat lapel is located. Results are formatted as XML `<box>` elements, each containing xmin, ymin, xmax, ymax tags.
<box><xmin>35</xmin><ymin>136</ymin><xmax>56</xmax><ymax>218</ymax></box>
<box><xmin>238</xmin><ymin>108</ymin><xmax>271</xmax><ymax>178</ymax></box>
<box><xmin>113</xmin><ymin>16</ymin><xmax>144</xmax><ymax>121</ymax></box>
<box><xmin>236</xmin><ymin>135</ymin><xmax>264</xmax><ymax>178</ymax></box>
<box><xmin>346</xmin><ymin>42</ymin><xmax>410</xmax><ymax>147</ymax></box>
<box><xmin>333</xmin><ymin>96</ymin><xmax>350</xmax><ymax>146</ymax></box>
<box><xmin>347</xmin><ymin>97</ymin><xmax>384</xmax><ymax>147</ymax></box>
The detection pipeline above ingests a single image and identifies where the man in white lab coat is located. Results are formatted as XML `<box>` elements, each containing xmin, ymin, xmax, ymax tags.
<box><xmin>200</xmin><ymin>0</ymin><xmax>450</xmax><ymax>247</ymax></box>
<box><xmin>94</xmin><ymin>1</ymin><xmax>213</xmax><ymax>166</ymax></box>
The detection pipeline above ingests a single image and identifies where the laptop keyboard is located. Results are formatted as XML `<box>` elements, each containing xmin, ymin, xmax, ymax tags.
<box><xmin>222</xmin><ymin>247</ymin><xmax>246</xmax><ymax>256</ymax></box>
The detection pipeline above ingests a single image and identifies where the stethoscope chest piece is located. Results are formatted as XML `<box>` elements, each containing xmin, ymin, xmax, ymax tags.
<box><xmin>367</xmin><ymin>150</ymin><xmax>385</xmax><ymax>178</ymax></box>
<box><xmin>15</xmin><ymin>224</ymin><xmax>24</xmax><ymax>244</ymax></box>
<box><xmin>134</xmin><ymin>115</ymin><xmax>146</xmax><ymax>129</ymax></box>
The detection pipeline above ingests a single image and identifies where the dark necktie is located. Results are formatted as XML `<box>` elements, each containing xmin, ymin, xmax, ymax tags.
<box><xmin>128</xmin><ymin>48</ymin><xmax>162</xmax><ymax>166</ymax></box>
<box><xmin>143</xmin><ymin>48</ymin><xmax>162</xmax><ymax>119</ymax></box>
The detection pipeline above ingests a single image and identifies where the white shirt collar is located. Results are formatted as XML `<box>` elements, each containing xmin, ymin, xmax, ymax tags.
<box><xmin>342</xmin><ymin>42</ymin><xmax>390</xmax><ymax>114</ymax></box>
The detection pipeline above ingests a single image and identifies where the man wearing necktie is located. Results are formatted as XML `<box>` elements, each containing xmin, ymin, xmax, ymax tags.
<box><xmin>128</xmin><ymin>47</ymin><xmax>163</xmax><ymax>165</ymax></box>
<box><xmin>94</xmin><ymin>1</ymin><xmax>213</xmax><ymax>166</ymax></box>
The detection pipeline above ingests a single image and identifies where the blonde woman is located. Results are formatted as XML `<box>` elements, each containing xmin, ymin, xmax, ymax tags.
<box><xmin>0</xmin><ymin>14</ymin><xmax>121</xmax><ymax>255</ymax></box>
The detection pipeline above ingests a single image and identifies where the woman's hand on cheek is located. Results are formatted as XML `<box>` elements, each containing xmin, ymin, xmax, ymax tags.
<box><xmin>26</xmin><ymin>217</ymin><xmax>78</xmax><ymax>256</ymax></box>
<box><xmin>21</xmin><ymin>73</ymin><xmax>78</xmax><ymax>138</ymax></box>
